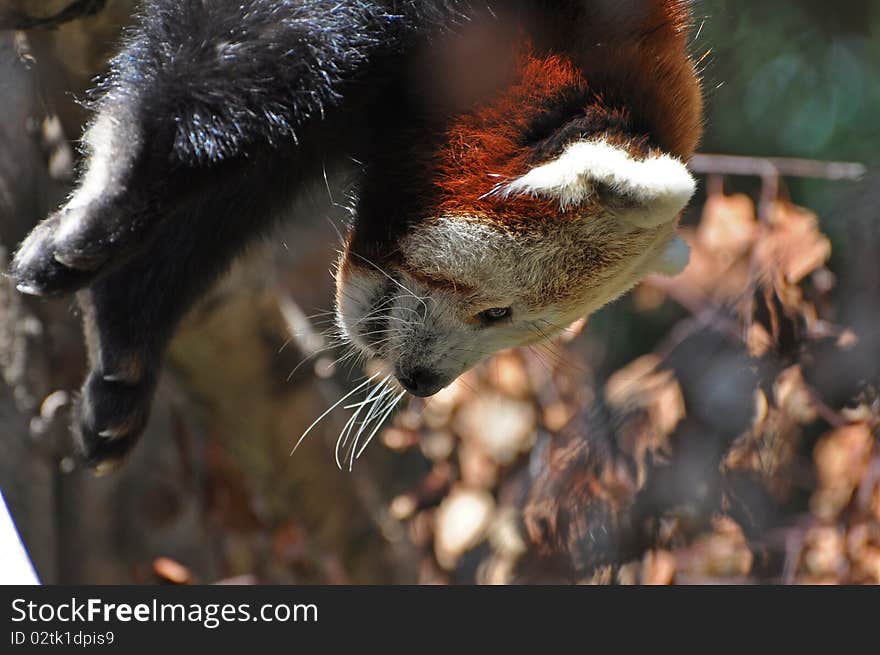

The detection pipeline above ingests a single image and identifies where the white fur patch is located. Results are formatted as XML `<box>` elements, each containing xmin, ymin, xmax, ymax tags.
<box><xmin>335</xmin><ymin>267</ymin><xmax>383</xmax><ymax>352</ymax></box>
<box><xmin>497</xmin><ymin>139</ymin><xmax>696</xmax><ymax>228</ymax></box>
<box><xmin>401</xmin><ymin>217</ymin><xmax>520</xmax><ymax>297</ymax></box>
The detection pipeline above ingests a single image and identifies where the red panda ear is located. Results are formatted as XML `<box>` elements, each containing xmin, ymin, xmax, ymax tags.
<box><xmin>497</xmin><ymin>139</ymin><xmax>696</xmax><ymax>228</ymax></box>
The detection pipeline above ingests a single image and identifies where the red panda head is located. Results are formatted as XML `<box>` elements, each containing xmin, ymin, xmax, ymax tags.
<box><xmin>336</xmin><ymin>1</ymin><xmax>703</xmax><ymax>397</ymax></box>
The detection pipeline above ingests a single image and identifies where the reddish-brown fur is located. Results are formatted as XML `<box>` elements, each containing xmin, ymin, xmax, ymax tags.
<box><xmin>429</xmin><ymin>0</ymin><xmax>702</xmax><ymax>224</ymax></box>
<box><xmin>344</xmin><ymin>0</ymin><xmax>702</xmax><ymax>292</ymax></box>
<box><xmin>535</xmin><ymin>0</ymin><xmax>703</xmax><ymax>157</ymax></box>
<box><xmin>434</xmin><ymin>52</ymin><xmax>587</xmax><ymax>219</ymax></box>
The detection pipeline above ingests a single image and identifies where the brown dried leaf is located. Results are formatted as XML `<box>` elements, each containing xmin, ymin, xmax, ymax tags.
<box><xmin>698</xmin><ymin>193</ymin><xmax>759</xmax><ymax>257</ymax></box>
<box><xmin>774</xmin><ymin>365</ymin><xmax>818</xmax><ymax>425</ymax></box>
<box><xmin>723</xmin><ymin>388</ymin><xmax>802</xmax><ymax>502</ymax></box>
<box><xmin>453</xmin><ymin>392</ymin><xmax>537</xmax><ymax>466</ymax></box>
<box><xmin>419</xmin><ymin>429</ymin><xmax>455</xmax><ymax>462</ymax></box>
<box><xmin>741</xmin><ymin>200</ymin><xmax>834</xmax><ymax>357</ymax></box>
<box><xmin>382</xmin><ymin>426</ymin><xmax>418</xmax><ymax>452</ymax></box>
<box><xmin>811</xmin><ymin>423</ymin><xmax>874</xmax><ymax>520</ymax></box>
<box><xmin>677</xmin><ymin>516</ymin><xmax>753</xmax><ymax>579</ymax></box>
<box><xmin>606</xmin><ymin>355</ymin><xmax>684</xmax><ymax>474</ymax></box>
<box><xmin>390</xmin><ymin>495</ymin><xmax>418</xmax><ymax>521</ymax></box>
<box><xmin>522</xmin><ymin>423</ymin><xmax>638</xmax><ymax>574</ymax></box>
<box><xmin>641</xmin><ymin>550</ymin><xmax>677</xmax><ymax>585</ymax></box>
<box><xmin>458</xmin><ymin>440</ymin><xmax>499</xmax><ymax>489</ymax></box>
<box><xmin>485</xmin><ymin>352</ymin><xmax>532</xmax><ymax>398</ymax></box>
<box><xmin>757</xmin><ymin>202</ymin><xmax>832</xmax><ymax>286</ymax></box>
<box><xmin>153</xmin><ymin>557</ymin><xmax>193</xmax><ymax>585</ymax></box>
<box><xmin>668</xmin><ymin>193</ymin><xmax>757</xmax><ymax>303</ymax></box>
<box><xmin>434</xmin><ymin>487</ymin><xmax>495</xmax><ymax>570</ymax></box>
<box><xmin>605</xmin><ymin>354</ymin><xmax>664</xmax><ymax>408</ymax></box>
<box><xmin>800</xmin><ymin>526</ymin><xmax>846</xmax><ymax>580</ymax></box>
<box><xmin>847</xmin><ymin>522</ymin><xmax>880</xmax><ymax>584</ymax></box>
<box><xmin>543</xmin><ymin>401</ymin><xmax>576</xmax><ymax>432</ymax></box>
<box><xmin>836</xmin><ymin>329</ymin><xmax>859</xmax><ymax>350</ymax></box>
<box><xmin>746</xmin><ymin>323</ymin><xmax>773</xmax><ymax>358</ymax></box>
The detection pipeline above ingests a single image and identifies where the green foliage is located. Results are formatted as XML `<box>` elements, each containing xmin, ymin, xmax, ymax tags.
<box><xmin>701</xmin><ymin>1</ymin><xmax>880</xmax><ymax>161</ymax></box>
<box><xmin>698</xmin><ymin>0</ymin><xmax>879</xmax><ymax>213</ymax></box>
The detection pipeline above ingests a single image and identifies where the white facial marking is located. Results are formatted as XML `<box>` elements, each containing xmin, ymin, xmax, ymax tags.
<box><xmin>401</xmin><ymin>217</ymin><xmax>526</xmax><ymax>298</ymax></box>
<box><xmin>336</xmin><ymin>266</ymin><xmax>384</xmax><ymax>353</ymax></box>
<box><xmin>337</xmin><ymin>265</ymin><xmax>543</xmax><ymax>390</ymax></box>
<box><xmin>496</xmin><ymin>139</ymin><xmax>696</xmax><ymax>228</ymax></box>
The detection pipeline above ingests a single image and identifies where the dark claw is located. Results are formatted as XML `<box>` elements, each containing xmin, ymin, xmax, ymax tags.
<box><xmin>73</xmin><ymin>371</ymin><xmax>157</xmax><ymax>471</ymax></box>
<box><xmin>10</xmin><ymin>213</ymin><xmax>98</xmax><ymax>296</ymax></box>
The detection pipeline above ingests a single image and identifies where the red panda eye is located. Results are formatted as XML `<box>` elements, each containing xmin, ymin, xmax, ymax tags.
<box><xmin>477</xmin><ymin>307</ymin><xmax>512</xmax><ymax>325</ymax></box>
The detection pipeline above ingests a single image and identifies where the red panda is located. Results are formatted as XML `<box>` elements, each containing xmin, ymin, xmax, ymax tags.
<box><xmin>338</xmin><ymin>1</ymin><xmax>703</xmax><ymax>397</ymax></box>
<box><xmin>10</xmin><ymin>0</ymin><xmax>703</xmax><ymax>470</ymax></box>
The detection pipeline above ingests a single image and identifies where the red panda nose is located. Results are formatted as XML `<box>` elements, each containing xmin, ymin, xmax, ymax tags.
<box><xmin>397</xmin><ymin>367</ymin><xmax>443</xmax><ymax>397</ymax></box>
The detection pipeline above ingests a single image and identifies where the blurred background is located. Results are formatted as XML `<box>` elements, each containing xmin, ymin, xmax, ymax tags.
<box><xmin>1</xmin><ymin>0</ymin><xmax>878</xmax><ymax>584</ymax></box>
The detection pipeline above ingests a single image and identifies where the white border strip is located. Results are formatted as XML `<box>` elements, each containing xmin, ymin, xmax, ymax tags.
<box><xmin>0</xmin><ymin>489</ymin><xmax>40</xmax><ymax>585</ymax></box>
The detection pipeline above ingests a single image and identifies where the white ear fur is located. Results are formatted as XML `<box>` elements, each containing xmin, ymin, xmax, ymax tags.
<box><xmin>497</xmin><ymin>139</ymin><xmax>696</xmax><ymax>228</ymax></box>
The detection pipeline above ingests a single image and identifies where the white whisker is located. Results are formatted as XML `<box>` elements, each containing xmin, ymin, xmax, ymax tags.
<box><xmin>343</xmin><ymin>375</ymin><xmax>391</xmax><ymax>410</ymax></box>
<box><xmin>335</xmin><ymin>402</ymin><xmax>366</xmax><ymax>470</ymax></box>
<box><xmin>335</xmin><ymin>376</ymin><xmax>389</xmax><ymax>469</ymax></box>
<box><xmin>348</xmin><ymin>381</ymin><xmax>396</xmax><ymax>466</ymax></box>
<box><xmin>349</xmin><ymin>251</ymin><xmax>430</xmax><ymax>314</ymax></box>
<box><xmin>354</xmin><ymin>391</ymin><xmax>406</xmax><ymax>463</ymax></box>
<box><xmin>291</xmin><ymin>374</ymin><xmax>376</xmax><ymax>455</ymax></box>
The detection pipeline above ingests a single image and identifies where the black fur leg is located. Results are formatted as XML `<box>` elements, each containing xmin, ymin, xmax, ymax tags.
<box><xmin>68</xmin><ymin>147</ymin><xmax>296</xmax><ymax>469</ymax></box>
<box><xmin>12</xmin><ymin>193</ymin><xmax>162</xmax><ymax>298</ymax></box>
<box><xmin>10</xmin><ymin>0</ymin><xmax>419</xmax><ymax>299</ymax></box>
<box><xmin>8</xmin><ymin>0</ymin><xmax>461</xmax><ymax>470</ymax></box>
<box><xmin>67</xmin><ymin>245</ymin><xmax>190</xmax><ymax>468</ymax></box>
<box><xmin>11</xmin><ymin>112</ymin><xmax>157</xmax><ymax>295</ymax></box>
<box><xmin>74</xmin><ymin>371</ymin><xmax>157</xmax><ymax>473</ymax></box>
<box><xmin>50</xmin><ymin>200</ymin><xmax>135</xmax><ymax>272</ymax></box>
<box><xmin>71</xmin><ymin>276</ymin><xmax>165</xmax><ymax>469</ymax></box>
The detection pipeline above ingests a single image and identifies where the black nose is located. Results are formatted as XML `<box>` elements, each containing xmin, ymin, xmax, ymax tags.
<box><xmin>397</xmin><ymin>367</ymin><xmax>443</xmax><ymax>397</ymax></box>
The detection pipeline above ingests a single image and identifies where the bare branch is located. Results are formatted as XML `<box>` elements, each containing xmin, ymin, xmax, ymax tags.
<box><xmin>0</xmin><ymin>0</ymin><xmax>107</xmax><ymax>31</ymax></box>
<box><xmin>690</xmin><ymin>153</ymin><xmax>867</xmax><ymax>181</ymax></box>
